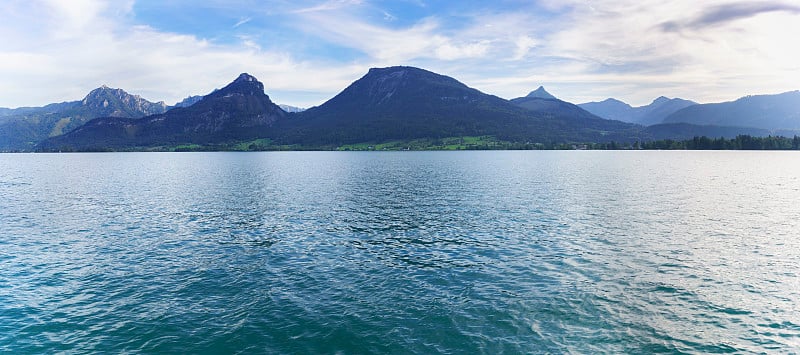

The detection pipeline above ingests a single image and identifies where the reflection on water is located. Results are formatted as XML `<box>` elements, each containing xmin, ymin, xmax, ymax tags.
<box><xmin>1</xmin><ymin>151</ymin><xmax>799</xmax><ymax>353</ymax></box>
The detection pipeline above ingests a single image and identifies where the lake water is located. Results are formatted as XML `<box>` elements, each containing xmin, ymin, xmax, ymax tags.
<box><xmin>1</xmin><ymin>151</ymin><xmax>799</xmax><ymax>353</ymax></box>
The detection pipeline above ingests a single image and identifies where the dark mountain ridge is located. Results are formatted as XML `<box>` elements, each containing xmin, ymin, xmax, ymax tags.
<box><xmin>27</xmin><ymin>67</ymin><xmax>800</xmax><ymax>152</ymax></box>
<box><xmin>509</xmin><ymin>87</ymin><xmax>612</xmax><ymax>126</ymax></box>
<box><xmin>662</xmin><ymin>91</ymin><xmax>800</xmax><ymax>129</ymax></box>
<box><xmin>272</xmin><ymin>66</ymin><xmax>640</xmax><ymax>146</ymax></box>
<box><xmin>38</xmin><ymin>73</ymin><xmax>287</xmax><ymax>150</ymax></box>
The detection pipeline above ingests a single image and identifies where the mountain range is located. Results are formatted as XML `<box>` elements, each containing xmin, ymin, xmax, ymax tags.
<box><xmin>579</xmin><ymin>96</ymin><xmax>697</xmax><ymax>125</ymax></box>
<box><xmin>0</xmin><ymin>86</ymin><xmax>170</xmax><ymax>151</ymax></box>
<box><xmin>38</xmin><ymin>67</ymin><xmax>640</xmax><ymax>151</ymax></box>
<box><xmin>0</xmin><ymin>85</ymin><xmax>303</xmax><ymax>151</ymax></box>
<box><xmin>510</xmin><ymin>87</ymin><xmax>613</xmax><ymax>125</ymax></box>
<box><xmin>662</xmin><ymin>91</ymin><xmax>800</xmax><ymax>130</ymax></box>
<box><xmin>2</xmin><ymin>66</ymin><xmax>798</xmax><ymax>152</ymax></box>
<box><xmin>39</xmin><ymin>74</ymin><xmax>287</xmax><ymax>150</ymax></box>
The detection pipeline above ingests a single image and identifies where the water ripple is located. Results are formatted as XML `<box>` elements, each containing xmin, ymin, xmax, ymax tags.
<box><xmin>1</xmin><ymin>151</ymin><xmax>799</xmax><ymax>353</ymax></box>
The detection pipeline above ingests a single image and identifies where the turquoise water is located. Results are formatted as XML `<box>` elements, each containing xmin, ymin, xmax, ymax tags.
<box><xmin>1</xmin><ymin>151</ymin><xmax>799</xmax><ymax>353</ymax></box>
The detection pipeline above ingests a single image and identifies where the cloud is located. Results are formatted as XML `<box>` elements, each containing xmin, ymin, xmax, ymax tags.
<box><xmin>512</xmin><ymin>35</ymin><xmax>538</xmax><ymax>61</ymax></box>
<box><xmin>292</xmin><ymin>0</ymin><xmax>363</xmax><ymax>14</ymax></box>
<box><xmin>233</xmin><ymin>17</ymin><xmax>251</xmax><ymax>28</ymax></box>
<box><xmin>661</xmin><ymin>1</ymin><xmax>800</xmax><ymax>32</ymax></box>
<box><xmin>0</xmin><ymin>0</ymin><xmax>367</xmax><ymax>107</ymax></box>
<box><xmin>290</xmin><ymin>12</ymin><xmax>494</xmax><ymax>62</ymax></box>
<box><xmin>472</xmin><ymin>0</ymin><xmax>800</xmax><ymax>105</ymax></box>
<box><xmin>1</xmin><ymin>0</ymin><xmax>799</xmax><ymax>109</ymax></box>
<box><xmin>435</xmin><ymin>41</ymin><xmax>491</xmax><ymax>60</ymax></box>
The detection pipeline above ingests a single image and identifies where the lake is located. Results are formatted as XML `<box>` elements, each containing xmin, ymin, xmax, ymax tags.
<box><xmin>1</xmin><ymin>151</ymin><xmax>799</xmax><ymax>353</ymax></box>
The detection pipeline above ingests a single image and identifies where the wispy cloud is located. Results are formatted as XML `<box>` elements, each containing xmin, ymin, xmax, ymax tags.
<box><xmin>233</xmin><ymin>17</ymin><xmax>251</xmax><ymax>28</ymax></box>
<box><xmin>290</xmin><ymin>12</ymin><xmax>492</xmax><ymax>62</ymax></box>
<box><xmin>479</xmin><ymin>0</ymin><xmax>800</xmax><ymax>104</ymax></box>
<box><xmin>661</xmin><ymin>1</ymin><xmax>800</xmax><ymax>32</ymax></box>
<box><xmin>292</xmin><ymin>0</ymin><xmax>363</xmax><ymax>14</ymax></box>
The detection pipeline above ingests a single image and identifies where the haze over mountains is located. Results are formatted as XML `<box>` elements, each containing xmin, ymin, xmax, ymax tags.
<box><xmin>661</xmin><ymin>91</ymin><xmax>800</xmax><ymax>130</ymax></box>
<box><xmin>579</xmin><ymin>97</ymin><xmax>697</xmax><ymax>126</ymax></box>
<box><xmin>1</xmin><ymin>66</ymin><xmax>799</xmax><ymax>152</ymax></box>
<box><xmin>581</xmin><ymin>93</ymin><xmax>800</xmax><ymax>139</ymax></box>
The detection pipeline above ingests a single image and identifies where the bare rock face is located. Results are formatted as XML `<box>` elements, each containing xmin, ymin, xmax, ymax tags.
<box><xmin>81</xmin><ymin>85</ymin><xmax>168</xmax><ymax>117</ymax></box>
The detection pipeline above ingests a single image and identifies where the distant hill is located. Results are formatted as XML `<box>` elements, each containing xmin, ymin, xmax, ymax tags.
<box><xmin>272</xmin><ymin>66</ymin><xmax>640</xmax><ymax>146</ymax></box>
<box><xmin>579</xmin><ymin>96</ymin><xmax>696</xmax><ymax>125</ymax></box>
<box><xmin>509</xmin><ymin>87</ymin><xmax>613</xmax><ymax>125</ymax></box>
<box><xmin>0</xmin><ymin>86</ymin><xmax>168</xmax><ymax>151</ymax></box>
<box><xmin>38</xmin><ymin>74</ymin><xmax>287</xmax><ymax>151</ymax></box>
<box><xmin>0</xmin><ymin>103</ymin><xmax>76</xmax><ymax>118</ymax></box>
<box><xmin>662</xmin><ymin>91</ymin><xmax>800</xmax><ymax>130</ymax></box>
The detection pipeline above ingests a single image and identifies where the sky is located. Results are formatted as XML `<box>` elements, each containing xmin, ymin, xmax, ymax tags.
<box><xmin>1</xmin><ymin>0</ymin><xmax>799</xmax><ymax>108</ymax></box>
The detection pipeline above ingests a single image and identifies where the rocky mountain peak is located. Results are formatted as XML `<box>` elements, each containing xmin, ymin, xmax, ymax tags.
<box><xmin>526</xmin><ymin>86</ymin><xmax>557</xmax><ymax>100</ymax></box>
<box><xmin>187</xmin><ymin>73</ymin><xmax>285</xmax><ymax>123</ymax></box>
<box><xmin>234</xmin><ymin>73</ymin><xmax>258</xmax><ymax>83</ymax></box>
<box><xmin>208</xmin><ymin>73</ymin><xmax>266</xmax><ymax>98</ymax></box>
<box><xmin>80</xmin><ymin>85</ymin><xmax>167</xmax><ymax>117</ymax></box>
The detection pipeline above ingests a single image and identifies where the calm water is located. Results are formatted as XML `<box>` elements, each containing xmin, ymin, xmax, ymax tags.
<box><xmin>1</xmin><ymin>151</ymin><xmax>799</xmax><ymax>353</ymax></box>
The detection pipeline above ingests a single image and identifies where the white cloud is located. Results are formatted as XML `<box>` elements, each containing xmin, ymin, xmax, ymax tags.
<box><xmin>0</xmin><ymin>0</ymin><xmax>367</xmax><ymax>107</ymax></box>
<box><xmin>0</xmin><ymin>0</ymin><xmax>798</xmax><ymax>108</ymax></box>
<box><xmin>463</xmin><ymin>0</ymin><xmax>800</xmax><ymax>105</ymax></box>
<box><xmin>293</xmin><ymin>0</ymin><xmax>364</xmax><ymax>14</ymax></box>
<box><xmin>512</xmin><ymin>35</ymin><xmax>538</xmax><ymax>61</ymax></box>
<box><xmin>434</xmin><ymin>41</ymin><xmax>491</xmax><ymax>60</ymax></box>
<box><xmin>233</xmin><ymin>17</ymin><xmax>251</xmax><ymax>28</ymax></box>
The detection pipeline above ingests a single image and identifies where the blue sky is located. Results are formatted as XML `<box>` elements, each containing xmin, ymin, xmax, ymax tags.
<box><xmin>1</xmin><ymin>0</ymin><xmax>799</xmax><ymax>108</ymax></box>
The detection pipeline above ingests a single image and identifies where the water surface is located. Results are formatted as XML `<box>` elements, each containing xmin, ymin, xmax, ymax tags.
<box><xmin>1</xmin><ymin>151</ymin><xmax>799</xmax><ymax>353</ymax></box>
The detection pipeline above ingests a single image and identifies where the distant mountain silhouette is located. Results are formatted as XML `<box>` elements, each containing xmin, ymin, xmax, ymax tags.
<box><xmin>271</xmin><ymin>66</ymin><xmax>639</xmax><ymax>146</ymax></box>
<box><xmin>21</xmin><ymin>67</ymin><xmax>800</xmax><ymax>151</ymax></box>
<box><xmin>523</xmin><ymin>86</ymin><xmax>558</xmax><ymax>100</ymax></box>
<box><xmin>662</xmin><ymin>91</ymin><xmax>800</xmax><ymax>129</ymax></box>
<box><xmin>509</xmin><ymin>87</ymin><xmax>612</xmax><ymax>125</ymax></box>
<box><xmin>0</xmin><ymin>86</ymin><xmax>168</xmax><ymax>151</ymax></box>
<box><xmin>38</xmin><ymin>74</ymin><xmax>287</xmax><ymax>151</ymax></box>
<box><xmin>580</xmin><ymin>96</ymin><xmax>696</xmax><ymax>125</ymax></box>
